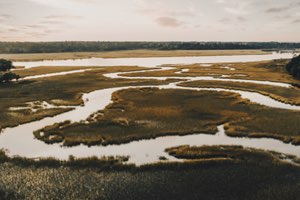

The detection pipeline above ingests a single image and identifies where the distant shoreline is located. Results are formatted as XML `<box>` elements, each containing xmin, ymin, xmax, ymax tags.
<box><xmin>0</xmin><ymin>49</ymin><xmax>270</xmax><ymax>62</ymax></box>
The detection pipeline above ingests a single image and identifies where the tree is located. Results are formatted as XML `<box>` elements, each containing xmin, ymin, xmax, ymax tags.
<box><xmin>0</xmin><ymin>59</ymin><xmax>19</xmax><ymax>83</ymax></box>
<box><xmin>286</xmin><ymin>55</ymin><xmax>300</xmax><ymax>79</ymax></box>
<box><xmin>0</xmin><ymin>59</ymin><xmax>15</xmax><ymax>72</ymax></box>
<box><xmin>0</xmin><ymin>72</ymin><xmax>20</xmax><ymax>83</ymax></box>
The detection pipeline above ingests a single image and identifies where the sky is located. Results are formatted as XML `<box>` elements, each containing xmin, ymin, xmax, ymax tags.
<box><xmin>0</xmin><ymin>0</ymin><xmax>300</xmax><ymax>42</ymax></box>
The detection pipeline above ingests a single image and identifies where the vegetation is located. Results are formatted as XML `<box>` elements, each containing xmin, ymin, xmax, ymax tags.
<box><xmin>0</xmin><ymin>72</ymin><xmax>20</xmax><ymax>83</ymax></box>
<box><xmin>180</xmin><ymin>80</ymin><xmax>300</xmax><ymax>105</ymax></box>
<box><xmin>286</xmin><ymin>55</ymin><xmax>300</xmax><ymax>79</ymax></box>
<box><xmin>34</xmin><ymin>88</ymin><xmax>300</xmax><ymax>146</ymax></box>
<box><xmin>165</xmin><ymin>145</ymin><xmax>299</xmax><ymax>163</ymax></box>
<box><xmin>0</xmin><ymin>41</ymin><xmax>299</xmax><ymax>54</ymax></box>
<box><xmin>124</xmin><ymin>59</ymin><xmax>300</xmax><ymax>84</ymax></box>
<box><xmin>0</xmin><ymin>59</ymin><xmax>19</xmax><ymax>83</ymax></box>
<box><xmin>0</xmin><ymin>149</ymin><xmax>131</xmax><ymax>170</ymax></box>
<box><xmin>1</xmin><ymin>49</ymin><xmax>269</xmax><ymax>62</ymax></box>
<box><xmin>0</xmin><ymin>66</ymin><xmax>173</xmax><ymax>130</ymax></box>
<box><xmin>0</xmin><ymin>147</ymin><xmax>300</xmax><ymax>199</ymax></box>
<box><xmin>0</xmin><ymin>50</ymin><xmax>300</xmax><ymax>199</ymax></box>
<box><xmin>0</xmin><ymin>59</ymin><xmax>14</xmax><ymax>72</ymax></box>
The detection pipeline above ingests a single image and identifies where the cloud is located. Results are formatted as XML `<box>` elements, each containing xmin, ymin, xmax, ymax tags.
<box><xmin>215</xmin><ymin>0</ymin><xmax>256</xmax><ymax>17</ymax></box>
<box><xmin>40</xmin><ymin>19</ymin><xmax>65</xmax><ymax>25</ymax></box>
<box><xmin>0</xmin><ymin>1</ymin><xmax>15</xmax><ymax>7</ymax></box>
<box><xmin>136</xmin><ymin>0</ymin><xmax>199</xmax><ymax>19</ymax></box>
<box><xmin>275</xmin><ymin>14</ymin><xmax>292</xmax><ymax>20</ymax></box>
<box><xmin>39</xmin><ymin>15</ymin><xmax>83</xmax><ymax>26</ymax></box>
<box><xmin>219</xmin><ymin>17</ymin><xmax>231</xmax><ymax>23</ymax></box>
<box><xmin>168</xmin><ymin>11</ymin><xmax>196</xmax><ymax>17</ymax></box>
<box><xmin>224</xmin><ymin>7</ymin><xmax>249</xmax><ymax>15</ymax></box>
<box><xmin>216</xmin><ymin>0</ymin><xmax>225</xmax><ymax>3</ymax></box>
<box><xmin>237</xmin><ymin>16</ymin><xmax>246</xmax><ymax>22</ymax></box>
<box><xmin>292</xmin><ymin>19</ymin><xmax>300</xmax><ymax>24</ymax></box>
<box><xmin>27</xmin><ymin>0</ymin><xmax>96</xmax><ymax>8</ymax></box>
<box><xmin>44</xmin><ymin>14</ymin><xmax>82</xmax><ymax>19</ymax></box>
<box><xmin>44</xmin><ymin>15</ymin><xmax>66</xmax><ymax>19</ymax></box>
<box><xmin>0</xmin><ymin>14</ymin><xmax>12</xmax><ymax>19</ymax></box>
<box><xmin>7</xmin><ymin>28</ymin><xmax>18</xmax><ymax>32</ymax></box>
<box><xmin>24</xmin><ymin>24</ymin><xmax>45</xmax><ymax>29</ymax></box>
<box><xmin>138</xmin><ymin>8</ymin><xmax>197</xmax><ymax>18</ymax></box>
<box><xmin>218</xmin><ymin>16</ymin><xmax>245</xmax><ymax>24</ymax></box>
<box><xmin>0</xmin><ymin>14</ymin><xmax>12</xmax><ymax>21</ymax></box>
<box><xmin>155</xmin><ymin>17</ymin><xmax>183</xmax><ymax>28</ymax></box>
<box><xmin>265</xmin><ymin>6</ymin><xmax>290</xmax><ymax>13</ymax></box>
<box><xmin>265</xmin><ymin>2</ymin><xmax>300</xmax><ymax>13</ymax></box>
<box><xmin>25</xmin><ymin>0</ymin><xmax>93</xmax><ymax>11</ymax></box>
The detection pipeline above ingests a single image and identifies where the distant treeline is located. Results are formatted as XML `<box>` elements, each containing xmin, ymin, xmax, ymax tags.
<box><xmin>0</xmin><ymin>41</ymin><xmax>300</xmax><ymax>54</ymax></box>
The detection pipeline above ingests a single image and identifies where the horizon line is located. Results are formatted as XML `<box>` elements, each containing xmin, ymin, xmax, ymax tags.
<box><xmin>1</xmin><ymin>40</ymin><xmax>300</xmax><ymax>43</ymax></box>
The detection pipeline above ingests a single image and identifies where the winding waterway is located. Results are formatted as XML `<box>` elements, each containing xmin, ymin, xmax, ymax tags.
<box><xmin>1</xmin><ymin>52</ymin><xmax>299</xmax><ymax>165</ymax></box>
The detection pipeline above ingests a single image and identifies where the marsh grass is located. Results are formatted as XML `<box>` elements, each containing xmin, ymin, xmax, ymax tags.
<box><xmin>35</xmin><ymin>88</ymin><xmax>300</xmax><ymax>146</ymax></box>
<box><xmin>124</xmin><ymin>59</ymin><xmax>300</xmax><ymax>84</ymax></box>
<box><xmin>165</xmin><ymin>145</ymin><xmax>283</xmax><ymax>163</ymax></box>
<box><xmin>180</xmin><ymin>80</ymin><xmax>300</xmax><ymax>105</ymax></box>
<box><xmin>0</xmin><ymin>66</ymin><xmax>173</xmax><ymax>130</ymax></box>
<box><xmin>0</xmin><ymin>147</ymin><xmax>300</xmax><ymax>199</ymax></box>
<box><xmin>0</xmin><ymin>149</ymin><xmax>132</xmax><ymax>170</ymax></box>
<box><xmin>0</xmin><ymin>49</ymin><xmax>269</xmax><ymax>61</ymax></box>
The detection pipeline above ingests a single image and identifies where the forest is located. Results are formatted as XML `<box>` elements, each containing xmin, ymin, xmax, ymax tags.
<box><xmin>0</xmin><ymin>41</ymin><xmax>299</xmax><ymax>54</ymax></box>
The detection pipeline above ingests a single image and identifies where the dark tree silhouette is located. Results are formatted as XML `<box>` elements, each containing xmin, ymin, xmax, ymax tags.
<box><xmin>0</xmin><ymin>41</ymin><xmax>299</xmax><ymax>53</ymax></box>
<box><xmin>0</xmin><ymin>59</ymin><xmax>15</xmax><ymax>72</ymax></box>
<box><xmin>286</xmin><ymin>55</ymin><xmax>300</xmax><ymax>79</ymax></box>
<box><xmin>0</xmin><ymin>72</ymin><xmax>20</xmax><ymax>83</ymax></box>
<box><xmin>0</xmin><ymin>59</ymin><xmax>19</xmax><ymax>83</ymax></box>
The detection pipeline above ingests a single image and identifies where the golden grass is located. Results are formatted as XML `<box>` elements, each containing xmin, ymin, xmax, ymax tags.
<box><xmin>124</xmin><ymin>59</ymin><xmax>300</xmax><ymax>84</ymax></box>
<box><xmin>165</xmin><ymin>145</ymin><xmax>290</xmax><ymax>163</ymax></box>
<box><xmin>180</xmin><ymin>80</ymin><xmax>300</xmax><ymax>105</ymax></box>
<box><xmin>35</xmin><ymin>88</ymin><xmax>300</xmax><ymax>146</ymax></box>
<box><xmin>0</xmin><ymin>66</ymin><xmax>174</xmax><ymax>130</ymax></box>
<box><xmin>1</xmin><ymin>145</ymin><xmax>300</xmax><ymax>200</ymax></box>
<box><xmin>0</xmin><ymin>49</ymin><xmax>269</xmax><ymax>61</ymax></box>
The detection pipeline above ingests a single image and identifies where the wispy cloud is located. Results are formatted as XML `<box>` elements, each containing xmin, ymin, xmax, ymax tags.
<box><xmin>292</xmin><ymin>19</ymin><xmax>300</xmax><ymax>24</ymax></box>
<box><xmin>27</xmin><ymin>0</ymin><xmax>97</xmax><ymax>9</ymax></box>
<box><xmin>216</xmin><ymin>0</ymin><xmax>253</xmax><ymax>16</ymax></box>
<box><xmin>265</xmin><ymin>1</ymin><xmax>300</xmax><ymax>13</ymax></box>
<box><xmin>44</xmin><ymin>14</ymin><xmax>82</xmax><ymax>20</ymax></box>
<box><xmin>219</xmin><ymin>17</ymin><xmax>231</xmax><ymax>23</ymax></box>
<box><xmin>40</xmin><ymin>20</ymin><xmax>65</xmax><ymax>25</ymax></box>
<box><xmin>0</xmin><ymin>14</ymin><xmax>12</xmax><ymax>21</ymax></box>
<box><xmin>237</xmin><ymin>16</ymin><xmax>246</xmax><ymax>22</ymax></box>
<box><xmin>155</xmin><ymin>17</ymin><xmax>183</xmax><ymax>28</ymax></box>
<box><xmin>139</xmin><ymin>8</ymin><xmax>196</xmax><ymax>18</ymax></box>
<box><xmin>24</xmin><ymin>24</ymin><xmax>45</xmax><ymax>29</ymax></box>
<box><xmin>265</xmin><ymin>6</ymin><xmax>290</xmax><ymax>13</ymax></box>
<box><xmin>224</xmin><ymin>7</ymin><xmax>248</xmax><ymax>15</ymax></box>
